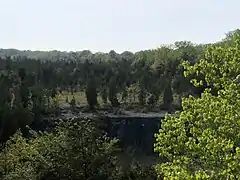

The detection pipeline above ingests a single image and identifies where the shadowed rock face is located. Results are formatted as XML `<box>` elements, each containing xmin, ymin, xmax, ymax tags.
<box><xmin>102</xmin><ymin>116</ymin><xmax>162</xmax><ymax>155</ymax></box>
<box><xmin>51</xmin><ymin>112</ymin><xmax>165</xmax><ymax>156</ymax></box>
<box><xmin>2</xmin><ymin>109</ymin><xmax>164</xmax><ymax>156</ymax></box>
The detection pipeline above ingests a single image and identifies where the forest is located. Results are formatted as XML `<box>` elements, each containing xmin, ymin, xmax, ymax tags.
<box><xmin>0</xmin><ymin>29</ymin><xmax>239</xmax><ymax>179</ymax></box>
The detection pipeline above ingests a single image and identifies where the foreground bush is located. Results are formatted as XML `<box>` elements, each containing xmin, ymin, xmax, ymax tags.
<box><xmin>0</xmin><ymin>118</ymin><xmax>119</xmax><ymax>179</ymax></box>
<box><xmin>154</xmin><ymin>30</ymin><xmax>240</xmax><ymax>179</ymax></box>
<box><xmin>0</xmin><ymin>117</ymin><xmax>157</xmax><ymax>180</ymax></box>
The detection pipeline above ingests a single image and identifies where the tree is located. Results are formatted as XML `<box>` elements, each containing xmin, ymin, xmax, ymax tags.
<box><xmin>100</xmin><ymin>86</ymin><xmax>108</xmax><ymax>104</ymax></box>
<box><xmin>163</xmin><ymin>81</ymin><xmax>173</xmax><ymax>112</ymax></box>
<box><xmin>108</xmin><ymin>76</ymin><xmax>120</xmax><ymax>107</ymax></box>
<box><xmin>0</xmin><ymin>118</ymin><xmax>158</xmax><ymax>180</ymax></box>
<box><xmin>0</xmin><ymin>118</ymin><xmax>120</xmax><ymax>180</ymax></box>
<box><xmin>85</xmin><ymin>80</ymin><xmax>98</xmax><ymax>110</ymax></box>
<box><xmin>154</xmin><ymin>32</ymin><xmax>240</xmax><ymax>179</ymax></box>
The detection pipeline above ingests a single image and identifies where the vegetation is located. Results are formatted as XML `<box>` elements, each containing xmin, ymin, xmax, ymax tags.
<box><xmin>0</xmin><ymin>29</ymin><xmax>239</xmax><ymax>179</ymax></box>
<box><xmin>155</xmin><ymin>30</ymin><xmax>240</xmax><ymax>179</ymax></box>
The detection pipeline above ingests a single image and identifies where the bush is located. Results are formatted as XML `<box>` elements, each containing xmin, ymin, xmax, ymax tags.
<box><xmin>0</xmin><ymin>117</ymin><xmax>160</xmax><ymax>180</ymax></box>
<box><xmin>0</xmin><ymin>118</ymin><xmax>120</xmax><ymax>180</ymax></box>
<box><xmin>154</xmin><ymin>31</ymin><xmax>240</xmax><ymax>179</ymax></box>
<box><xmin>121</xmin><ymin>162</ymin><xmax>158</xmax><ymax>180</ymax></box>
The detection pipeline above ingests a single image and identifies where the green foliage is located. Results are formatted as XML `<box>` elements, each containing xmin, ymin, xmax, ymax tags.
<box><xmin>146</xmin><ymin>93</ymin><xmax>158</xmax><ymax>107</ymax></box>
<box><xmin>108</xmin><ymin>76</ymin><xmax>120</xmax><ymax>107</ymax></box>
<box><xmin>100</xmin><ymin>86</ymin><xmax>108</xmax><ymax>104</ymax></box>
<box><xmin>154</xmin><ymin>31</ymin><xmax>240</xmax><ymax>179</ymax></box>
<box><xmin>121</xmin><ymin>163</ymin><xmax>159</xmax><ymax>180</ymax></box>
<box><xmin>1</xmin><ymin>29</ymin><xmax>240</xmax><ymax>179</ymax></box>
<box><xmin>183</xmin><ymin>31</ymin><xmax>240</xmax><ymax>90</ymax></box>
<box><xmin>0</xmin><ymin>33</ymin><xmax>206</xmax><ymax>112</ymax></box>
<box><xmin>163</xmin><ymin>82</ymin><xmax>173</xmax><ymax>111</ymax></box>
<box><xmin>137</xmin><ymin>88</ymin><xmax>147</xmax><ymax>106</ymax></box>
<box><xmin>85</xmin><ymin>80</ymin><xmax>98</xmax><ymax>110</ymax></box>
<box><xmin>0</xmin><ymin>118</ymin><xmax>158</xmax><ymax>180</ymax></box>
<box><xmin>70</xmin><ymin>96</ymin><xmax>76</xmax><ymax>107</ymax></box>
<box><xmin>0</xmin><ymin>118</ymin><xmax>120</xmax><ymax>180</ymax></box>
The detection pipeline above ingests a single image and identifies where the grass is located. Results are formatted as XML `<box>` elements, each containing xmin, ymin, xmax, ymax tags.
<box><xmin>58</xmin><ymin>91</ymin><xmax>104</xmax><ymax>106</ymax></box>
<box><xmin>57</xmin><ymin>91</ymin><xmax>181</xmax><ymax>110</ymax></box>
<box><xmin>58</xmin><ymin>91</ymin><xmax>87</xmax><ymax>105</ymax></box>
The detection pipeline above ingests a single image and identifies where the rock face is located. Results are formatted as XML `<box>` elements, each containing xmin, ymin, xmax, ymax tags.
<box><xmin>31</xmin><ymin>111</ymin><xmax>166</xmax><ymax>156</ymax></box>
<box><xmin>102</xmin><ymin>113</ymin><xmax>164</xmax><ymax>155</ymax></box>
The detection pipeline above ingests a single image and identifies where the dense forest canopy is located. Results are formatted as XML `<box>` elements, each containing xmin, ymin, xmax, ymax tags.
<box><xmin>0</xmin><ymin>40</ymin><xmax>207</xmax><ymax>61</ymax></box>
<box><xmin>0</xmin><ymin>29</ymin><xmax>239</xmax><ymax>179</ymax></box>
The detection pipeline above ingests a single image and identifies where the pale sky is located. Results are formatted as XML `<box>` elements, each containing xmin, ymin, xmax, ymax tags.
<box><xmin>0</xmin><ymin>0</ymin><xmax>239</xmax><ymax>53</ymax></box>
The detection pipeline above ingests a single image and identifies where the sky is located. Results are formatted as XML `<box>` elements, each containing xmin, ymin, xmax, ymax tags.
<box><xmin>0</xmin><ymin>0</ymin><xmax>239</xmax><ymax>53</ymax></box>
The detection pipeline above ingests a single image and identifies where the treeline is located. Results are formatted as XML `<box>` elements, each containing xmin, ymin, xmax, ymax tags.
<box><xmin>0</xmin><ymin>49</ymin><xmax>69</xmax><ymax>61</ymax></box>
<box><xmin>0</xmin><ymin>40</ymin><xmax>208</xmax><ymax>111</ymax></box>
